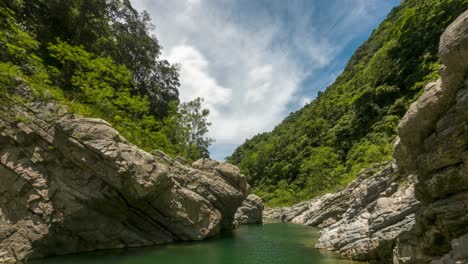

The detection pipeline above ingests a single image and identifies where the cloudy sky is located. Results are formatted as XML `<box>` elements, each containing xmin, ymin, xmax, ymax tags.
<box><xmin>130</xmin><ymin>0</ymin><xmax>400</xmax><ymax>160</ymax></box>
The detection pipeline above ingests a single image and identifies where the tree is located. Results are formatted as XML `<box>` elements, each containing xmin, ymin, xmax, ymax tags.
<box><xmin>177</xmin><ymin>98</ymin><xmax>214</xmax><ymax>160</ymax></box>
<box><xmin>12</xmin><ymin>0</ymin><xmax>180</xmax><ymax>118</ymax></box>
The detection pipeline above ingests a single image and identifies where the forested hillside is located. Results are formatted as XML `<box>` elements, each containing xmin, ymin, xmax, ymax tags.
<box><xmin>228</xmin><ymin>0</ymin><xmax>468</xmax><ymax>206</ymax></box>
<box><xmin>0</xmin><ymin>0</ymin><xmax>212</xmax><ymax>160</ymax></box>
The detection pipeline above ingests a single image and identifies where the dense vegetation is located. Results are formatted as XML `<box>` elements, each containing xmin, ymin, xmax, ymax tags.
<box><xmin>0</xmin><ymin>0</ymin><xmax>213</xmax><ymax>160</ymax></box>
<box><xmin>228</xmin><ymin>0</ymin><xmax>468</xmax><ymax>206</ymax></box>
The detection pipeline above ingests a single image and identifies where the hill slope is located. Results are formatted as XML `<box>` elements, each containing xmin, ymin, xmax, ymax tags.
<box><xmin>1</xmin><ymin>0</ymin><xmax>212</xmax><ymax>161</ymax></box>
<box><xmin>227</xmin><ymin>0</ymin><xmax>468</xmax><ymax>206</ymax></box>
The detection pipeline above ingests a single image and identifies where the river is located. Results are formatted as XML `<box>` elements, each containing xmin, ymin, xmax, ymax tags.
<box><xmin>29</xmin><ymin>223</ymin><xmax>363</xmax><ymax>264</ymax></box>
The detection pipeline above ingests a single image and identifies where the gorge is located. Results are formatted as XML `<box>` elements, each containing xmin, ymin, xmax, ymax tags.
<box><xmin>1</xmin><ymin>0</ymin><xmax>468</xmax><ymax>264</ymax></box>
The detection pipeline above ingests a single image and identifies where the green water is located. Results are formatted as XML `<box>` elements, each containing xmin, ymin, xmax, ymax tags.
<box><xmin>29</xmin><ymin>223</ymin><xmax>362</xmax><ymax>264</ymax></box>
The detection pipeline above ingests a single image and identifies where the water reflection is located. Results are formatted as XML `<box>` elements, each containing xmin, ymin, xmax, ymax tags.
<box><xmin>29</xmin><ymin>223</ymin><xmax>364</xmax><ymax>264</ymax></box>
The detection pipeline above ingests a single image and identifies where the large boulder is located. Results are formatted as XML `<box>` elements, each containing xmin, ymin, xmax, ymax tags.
<box><xmin>0</xmin><ymin>101</ymin><xmax>249</xmax><ymax>263</ymax></box>
<box><xmin>234</xmin><ymin>194</ymin><xmax>264</xmax><ymax>225</ymax></box>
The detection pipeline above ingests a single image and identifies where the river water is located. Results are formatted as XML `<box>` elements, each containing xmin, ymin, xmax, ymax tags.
<box><xmin>29</xmin><ymin>223</ymin><xmax>362</xmax><ymax>264</ymax></box>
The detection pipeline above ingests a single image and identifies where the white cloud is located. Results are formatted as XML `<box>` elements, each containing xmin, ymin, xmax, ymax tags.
<box><xmin>165</xmin><ymin>45</ymin><xmax>232</xmax><ymax>117</ymax></box>
<box><xmin>130</xmin><ymin>0</ymin><xmax>398</xmax><ymax>159</ymax></box>
<box><xmin>300</xmin><ymin>96</ymin><xmax>312</xmax><ymax>106</ymax></box>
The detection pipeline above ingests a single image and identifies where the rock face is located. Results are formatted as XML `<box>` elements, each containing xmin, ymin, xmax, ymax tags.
<box><xmin>392</xmin><ymin>10</ymin><xmax>468</xmax><ymax>264</ymax></box>
<box><xmin>264</xmin><ymin>10</ymin><xmax>468</xmax><ymax>264</ymax></box>
<box><xmin>234</xmin><ymin>194</ymin><xmax>264</xmax><ymax>225</ymax></box>
<box><xmin>264</xmin><ymin>162</ymin><xmax>421</xmax><ymax>263</ymax></box>
<box><xmin>0</xmin><ymin>101</ymin><xmax>249</xmax><ymax>263</ymax></box>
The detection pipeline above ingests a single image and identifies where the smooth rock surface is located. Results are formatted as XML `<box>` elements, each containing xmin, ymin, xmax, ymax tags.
<box><xmin>0</xmin><ymin>101</ymin><xmax>249</xmax><ymax>263</ymax></box>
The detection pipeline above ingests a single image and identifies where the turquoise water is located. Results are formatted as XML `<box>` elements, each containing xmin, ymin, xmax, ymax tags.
<box><xmin>29</xmin><ymin>223</ymin><xmax>362</xmax><ymax>264</ymax></box>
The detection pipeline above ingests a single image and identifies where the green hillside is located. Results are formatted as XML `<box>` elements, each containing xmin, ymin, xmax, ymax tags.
<box><xmin>227</xmin><ymin>0</ymin><xmax>468</xmax><ymax>206</ymax></box>
<box><xmin>1</xmin><ymin>0</ymin><xmax>212</xmax><ymax>160</ymax></box>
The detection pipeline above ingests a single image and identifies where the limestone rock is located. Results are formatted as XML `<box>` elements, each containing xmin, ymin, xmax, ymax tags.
<box><xmin>263</xmin><ymin>207</ymin><xmax>287</xmax><ymax>221</ymax></box>
<box><xmin>316</xmin><ymin>175</ymin><xmax>420</xmax><ymax>262</ymax></box>
<box><xmin>234</xmin><ymin>194</ymin><xmax>264</xmax><ymax>225</ymax></box>
<box><xmin>270</xmin><ymin>162</ymin><xmax>420</xmax><ymax>263</ymax></box>
<box><xmin>0</xmin><ymin>101</ymin><xmax>249</xmax><ymax>263</ymax></box>
<box><xmin>393</xmin><ymin>10</ymin><xmax>468</xmax><ymax>264</ymax></box>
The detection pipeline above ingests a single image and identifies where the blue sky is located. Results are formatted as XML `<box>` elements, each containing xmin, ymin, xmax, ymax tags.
<box><xmin>131</xmin><ymin>0</ymin><xmax>401</xmax><ymax>160</ymax></box>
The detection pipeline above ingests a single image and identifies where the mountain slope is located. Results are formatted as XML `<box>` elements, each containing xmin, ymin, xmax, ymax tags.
<box><xmin>1</xmin><ymin>0</ymin><xmax>212</xmax><ymax>161</ymax></box>
<box><xmin>227</xmin><ymin>0</ymin><xmax>468</xmax><ymax>206</ymax></box>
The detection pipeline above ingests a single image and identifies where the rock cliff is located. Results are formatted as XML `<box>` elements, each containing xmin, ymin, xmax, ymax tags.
<box><xmin>0</xmin><ymin>99</ymin><xmax>249</xmax><ymax>263</ymax></box>
<box><xmin>264</xmin><ymin>10</ymin><xmax>468</xmax><ymax>264</ymax></box>
<box><xmin>393</xmin><ymin>9</ymin><xmax>468</xmax><ymax>264</ymax></box>
<box><xmin>264</xmin><ymin>163</ymin><xmax>421</xmax><ymax>262</ymax></box>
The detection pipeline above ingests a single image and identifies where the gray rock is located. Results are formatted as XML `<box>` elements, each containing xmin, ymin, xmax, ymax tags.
<box><xmin>234</xmin><ymin>194</ymin><xmax>264</xmax><ymax>225</ymax></box>
<box><xmin>393</xmin><ymin>10</ymin><xmax>468</xmax><ymax>264</ymax></box>
<box><xmin>262</xmin><ymin>162</ymin><xmax>420</xmax><ymax>263</ymax></box>
<box><xmin>430</xmin><ymin>234</ymin><xmax>468</xmax><ymax>264</ymax></box>
<box><xmin>0</xmin><ymin>102</ymin><xmax>249</xmax><ymax>263</ymax></box>
<box><xmin>263</xmin><ymin>207</ymin><xmax>287</xmax><ymax>221</ymax></box>
<box><xmin>316</xmin><ymin>175</ymin><xmax>420</xmax><ymax>262</ymax></box>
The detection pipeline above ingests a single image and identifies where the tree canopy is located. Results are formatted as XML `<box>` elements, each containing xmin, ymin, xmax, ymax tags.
<box><xmin>1</xmin><ymin>0</ymin><xmax>212</xmax><ymax>160</ymax></box>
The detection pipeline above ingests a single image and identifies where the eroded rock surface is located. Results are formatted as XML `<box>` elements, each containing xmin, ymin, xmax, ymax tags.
<box><xmin>392</xmin><ymin>10</ymin><xmax>468</xmax><ymax>264</ymax></box>
<box><xmin>263</xmin><ymin>163</ymin><xmax>421</xmax><ymax>263</ymax></box>
<box><xmin>0</xmin><ymin>101</ymin><xmax>249</xmax><ymax>263</ymax></box>
<box><xmin>234</xmin><ymin>194</ymin><xmax>264</xmax><ymax>225</ymax></box>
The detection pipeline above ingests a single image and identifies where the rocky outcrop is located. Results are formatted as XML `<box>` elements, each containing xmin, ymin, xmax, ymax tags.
<box><xmin>264</xmin><ymin>10</ymin><xmax>468</xmax><ymax>264</ymax></box>
<box><xmin>317</xmin><ymin>174</ymin><xmax>419</xmax><ymax>262</ymax></box>
<box><xmin>263</xmin><ymin>163</ymin><xmax>403</xmax><ymax>225</ymax></box>
<box><xmin>263</xmin><ymin>163</ymin><xmax>421</xmax><ymax>262</ymax></box>
<box><xmin>0</xmin><ymin>100</ymin><xmax>249</xmax><ymax>263</ymax></box>
<box><xmin>392</xmin><ymin>10</ymin><xmax>468</xmax><ymax>264</ymax></box>
<box><xmin>234</xmin><ymin>194</ymin><xmax>264</xmax><ymax>225</ymax></box>
<box><xmin>430</xmin><ymin>234</ymin><xmax>468</xmax><ymax>264</ymax></box>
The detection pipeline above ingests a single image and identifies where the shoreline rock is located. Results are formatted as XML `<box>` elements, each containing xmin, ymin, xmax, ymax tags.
<box><xmin>234</xmin><ymin>194</ymin><xmax>264</xmax><ymax>225</ymax></box>
<box><xmin>0</xmin><ymin>101</ymin><xmax>249</xmax><ymax>263</ymax></box>
<box><xmin>263</xmin><ymin>162</ymin><xmax>421</xmax><ymax>263</ymax></box>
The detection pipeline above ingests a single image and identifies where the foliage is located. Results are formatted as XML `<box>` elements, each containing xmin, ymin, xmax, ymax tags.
<box><xmin>177</xmin><ymin>97</ymin><xmax>214</xmax><ymax>160</ymax></box>
<box><xmin>227</xmin><ymin>0</ymin><xmax>468</xmax><ymax>206</ymax></box>
<box><xmin>0</xmin><ymin>2</ymin><xmax>211</xmax><ymax>160</ymax></box>
<box><xmin>9</xmin><ymin>0</ymin><xmax>180</xmax><ymax>118</ymax></box>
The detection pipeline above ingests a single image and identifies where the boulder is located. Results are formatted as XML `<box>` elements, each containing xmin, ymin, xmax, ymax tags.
<box><xmin>234</xmin><ymin>194</ymin><xmax>264</xmax><ymax>225</ymax></box>
<box><xmin>0</xmin><ymin>101</ymin><xmax>249</xmax><ymax>263</ymax></box>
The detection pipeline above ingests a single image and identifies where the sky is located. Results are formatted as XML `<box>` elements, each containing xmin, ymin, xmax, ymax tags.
<box><xmin>130</xmin><ymin>0</ymin><xmax>401</xmax><ymax>160</ymax></box>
